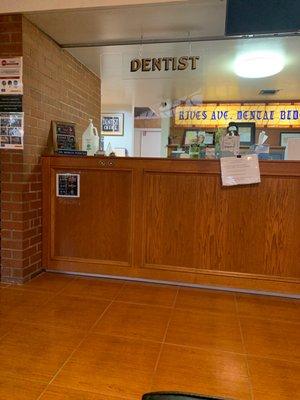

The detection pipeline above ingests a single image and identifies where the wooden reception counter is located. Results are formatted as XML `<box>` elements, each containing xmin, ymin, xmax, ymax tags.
<box><xmin>42</xmin><ymin>156</ymin><xmax>300</xmax><ymax>295</ymax></box>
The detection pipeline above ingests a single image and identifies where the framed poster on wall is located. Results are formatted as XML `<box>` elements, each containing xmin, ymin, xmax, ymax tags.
<box><xmin>101</xmin><ymin>113</ymin><xmax>124</xmax><ymax>136</ymax></box>
<box><xmin>56</xmin><ymin>174</ymin><xmax>80</xmax><ymax>198</ymax></box>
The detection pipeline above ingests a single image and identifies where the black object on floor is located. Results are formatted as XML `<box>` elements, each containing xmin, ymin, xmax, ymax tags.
<box><xmin>142</xmin><ymin>392</ymin><xmax>229</xmax><ymax>400</ymax></box>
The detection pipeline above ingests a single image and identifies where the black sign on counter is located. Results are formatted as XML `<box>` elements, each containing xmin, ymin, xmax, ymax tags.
<box><xmin>52</xmin><ymin>121</ymin><xmax>76</xmax><ymax>151</ymax></box>
<box><xmin>56</xmin><ymin>174</ymin><xmax>80</xmax><ymax>198</ymax></box>
<box><xmin>0</xmin><ymin>95</ymin><xmax>22</xmax><ymax>113</ymax></box>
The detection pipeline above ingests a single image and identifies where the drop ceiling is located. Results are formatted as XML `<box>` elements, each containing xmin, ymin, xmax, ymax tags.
<box><xmin>25</xmin><ymin>0</ymin><xmax>300</xmax><ymax>109</ymax></box>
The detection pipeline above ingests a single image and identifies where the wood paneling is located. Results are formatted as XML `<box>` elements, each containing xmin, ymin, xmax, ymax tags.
<box><xmin>42</xmin><ymin>156</ymin><xmax>300</xmax><ymax>294</ymax></box>
<box><xmin>53</xmin><ymin>169</ymin><xmax>133</xmax><ymax>265</ymax></box>
<box><xmin>143</xmin><ymin>172</ymin><xmax>300</xmax><ymax>278</ymax></box>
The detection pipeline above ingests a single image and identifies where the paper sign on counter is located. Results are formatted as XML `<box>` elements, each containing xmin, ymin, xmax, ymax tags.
<box><xmin>220</xmin><ymin>155</ymin><xmax>261</xmax><ymax>186</ymax></box>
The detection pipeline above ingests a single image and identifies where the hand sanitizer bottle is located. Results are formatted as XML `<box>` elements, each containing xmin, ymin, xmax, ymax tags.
<box><xmin>81</xmin><ymin>119</ymin><xmax>99</xmax><ymax>156</ymax></box>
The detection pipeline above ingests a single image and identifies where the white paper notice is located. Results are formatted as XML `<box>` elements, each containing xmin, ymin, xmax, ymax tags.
<box><xmin>220</xmin><ymin>155</ymin><xmax>261</xmax><ymax>186</ymax></box>
<box><xmin>0</xmin><ymin>57</ymin><xmax>23</xmax><ymax>95</ymax></box>
<box><xmin>0</xmin><ymin>112</ymin><xmax>24</xmax><ymax>149</ymax></box>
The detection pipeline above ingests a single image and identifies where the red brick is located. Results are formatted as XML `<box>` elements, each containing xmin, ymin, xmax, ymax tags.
<box><xmin>30</xmin><ymin>200</ymin><xmax>41</xmax><ymax>210</ymax></box>
<box><xmin>1</xmin><ymin>192</ymin><xmax>11</xmax><ymax>201</ymax></box>
<box><xmin>30</xmin><ymin>252</ymin><xmax>42</xmax><ymax>264</ymax></box>
<box><xmin>1</xmin><ymin>173</ymin><xmax>12</xmax><ymax>182</ymax></box>
<box><xmin>0</xmin><ymin>15</ymin><xmax>11</xmax><ymax>23</ymax></box>
<box><xmin>10</xmin><ymin>15</ymin><xmax>22</xmax><ymax>22</ymax></box>
<box><xmin>1</xmin><ymin>230</ymin><xmax>12</xmax><ymax>239</ymax></box>
<box><xmin>1</xmin><ymin>202</ymin><xmax>24</xmax><ymax>212</ymax></box>
<box><xmin>1</xmin><ymin>221</ymin><xmax>28</xmax><ymax>230</ymax></box>
<box><xmin>3</xmin><ymin>183</ymin><xmax>29</xmax><ymax>192</ymax></box>
<box><xmin>1</xmin><ymin>211</ymin><xmax>11</xmax><ymax>220</ymax></box>
<box><xmin>29</xmin><ymin>234</ymin><xmax>42</xmax><ymax>246</ymax></box>
<box><xmin>1</xmin><ymin>258</ymin><xmax>23</xmax><ymax>268</ymax></box>
<box><xmin>11</xmin><ymin>32</ymin><xmax>22</xmax><ymax>42</ymax></box>
<box><xmin>23</xmin><ymin>228</ymin><xmax>38</xmax><ymax>239</ymax></box>
<box><xmin>0</xmin><ymin>33</ymin><xmax>10</xmax><ymax>42</ymax></box>
<box><xmin>11</xmin><ymin>250</ymin><xmax>24</xmax><ymax>260</ymax></box>
<box><xmin>1</xmin><ymin>250</ymin><xmax>12</xmax><ymax>259</ymax></box>
<box><xmin>11</xmin><ymin>153</ymin><xmax>23</xmax><ymax>163</ymax></box>
<box><xmin>23</xmin><ymin>246</ymin><xmax>37</xmax><ymax>258</ymax></box>
<box><xmin>2</xmin><ymin>240</ymin><xmax>23</xmax><ymax>250</ymax></box>
<box><xmin>1</xmin><ymin>163</ymin><xmax>24</xmax><ymax>173</ymax></box>
<box><xmin>11</xmin><ymin>212</ymin><xmax>25</xmax><ymax>222</ymax></box>
<box><xmin>11</xmin><ymin>193</ymin><xmax>23</xmax><ymax>202</ymax></box>
<box><xmin>1</xmin><ymin>153</ymin><xmax>12</xmax><ymax>163</ymax></box>
<box><xmin>0</xmin><ymin>22</ymin><xmax>22</xmax><ymax>33</ymax></box>
<box><xmin>0</xmin><ymin>43</ymin><xmax>22</xmax><ymax>53</ymax></box>
<box><xmin>23</xmin><ymin>192</ymin><xmax>37</xmax><ymax>201</ymax></box>
<box><xmin>12</xmin><ymin>231</ymin><xmax>23</xmax><ymax>240</ymax></box>
<box><xmin>30</xmin><ymin>183</ymin><xmax>42</xmax><ymax>191</ymax></box>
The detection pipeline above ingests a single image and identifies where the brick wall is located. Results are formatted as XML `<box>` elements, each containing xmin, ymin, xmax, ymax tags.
<box><xmin>0</xmin><ymin>15</ymin><xmax>23</xmax><ymax>280</ymax></box>
<box><xmin>0</xmin><ymin>16</ymin><xmax>101</xmax><ymax>283</ymax></box>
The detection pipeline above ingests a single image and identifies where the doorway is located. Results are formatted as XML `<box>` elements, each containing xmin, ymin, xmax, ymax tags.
<box><xmin>136</xmin><ymin>129</ymin><xmax>162</xmax><ymax>158</ymax></box>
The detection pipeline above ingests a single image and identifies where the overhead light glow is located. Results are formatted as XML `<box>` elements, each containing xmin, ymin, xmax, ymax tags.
<box><xmin>234</xmin><ymin>51</ymin><xmax>285</xmax><ymax>78</ymax></box>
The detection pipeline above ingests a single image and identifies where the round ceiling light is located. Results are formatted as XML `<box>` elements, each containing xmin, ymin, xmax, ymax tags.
<box><xmin>234</xmin><ymin>51</ymin><xmax>285</xmax><ymax>78</ymax></box>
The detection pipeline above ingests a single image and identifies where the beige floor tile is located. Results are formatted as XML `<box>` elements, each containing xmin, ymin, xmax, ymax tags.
<box><xmin>166</xmin><ymin>308</ymin><xmax>244</xmax><ymax>353</ymax></box>
<box><xmin>40</xmin><ymin>386</ymin><xmax>129</xmax><ymax>400</ymax></box>
<box><xmin>236</xmin><ymin>294</ymin><xmax>300</xmax><ymax>323</ymax></box>
<box><xmin>0</xmin><ymin>376</ymin><xmax>46</xmax><ymax>400</ymax></box>
<box><xmin>61</xmin><ymin>276</ymin><xmax>124</xmax><ymax>300</ymax></box>
<box><xmin>248</xmin><ymin>356</ymin><xmax>300</xmax><ymax>400</ymax></box>
<box><xmin>17</xmin><ymin>272</ymin><xmax>75</xmax><ymax>293</ymax></box>
<box><xmin>152</xmin><ymin>344</ymin><xmax>251</xmax><ymax>400</ymax></box>
<box><xmin>24</xmin><ymin>295</ymin><xmax>110</xmax><ymax>331</ymax></box>
<box><xmin>0</xmin><ymin>273</ymin><xmax>298</xmax><ymax>400</ymax></box>
<box><xmin>240</xmin><ymin>316</ymin><xmax>300</xmax><ymax>362</ymax></box>
<box><xmin>0</xmin><ymin>288</ymin><xmax>53</xmax><ymax>322</ymax></box>
<box><xmin>176</xmin><ymin>288</ymin><xmax>237</xmax><ymax>315</ymax></box>
<box><xmin>0</xmin><ymin>322</ymin><xmax>84</xmax><ymax>383</ymax></box>
<box><xmin>53</xmin><ymin>333</ymin><xmax>160</xmax><ymax>399</ymax></box>
<box><xmin>93</xmin><ymin>302</ymin><xmax>171</xmax><ymax>341</ymax></box>
<box><xmin>116</xmin><ymin>282</ymin><xmax>177</xmax><ymax>307</ymax></box>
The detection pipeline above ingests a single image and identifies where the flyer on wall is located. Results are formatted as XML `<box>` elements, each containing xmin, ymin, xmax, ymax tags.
<box><xmin>0</xmin><ymin>57</ymin><xmax>23</xmax><ymax>95</ymax></box>
<box><xmin>0</xmin><ymin>112</ymin><xmax>24</xmax><ymax>149</ymax></box>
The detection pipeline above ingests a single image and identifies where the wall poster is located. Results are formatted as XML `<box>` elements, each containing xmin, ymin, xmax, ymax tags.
<box><xmin>101</xmin><ymin>113</ymin><xmax>124</xmax><ymax>136</ymax></box>
<box><xmin>56</xmin><ymin>174</ymin><xmax>80</xmax><ymax>198</ymax></box>
<box><xmin>0</xmin><ymin>112</ymin><xmax>24</xmax><ymax>149</ymax></box>
<box><xmin>0</xmin><ymin>57</ymin><xmax>23</xmax><ymax>95</ymax></box>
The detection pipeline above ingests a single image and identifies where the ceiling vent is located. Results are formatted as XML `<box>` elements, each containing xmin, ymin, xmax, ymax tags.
<box><xmin>259</xmin><ymin>89</ymin><xmax>280</xmax><ymax>95</ymax></box>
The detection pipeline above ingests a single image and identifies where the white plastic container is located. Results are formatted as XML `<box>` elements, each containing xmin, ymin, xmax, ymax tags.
<box><xmin>81</xmin><ymin>119</ymin><xmax>99</xmax><ymax>156</ymax></box>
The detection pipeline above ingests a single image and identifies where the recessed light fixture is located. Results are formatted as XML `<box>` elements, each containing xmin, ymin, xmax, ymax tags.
<box><xmin>234</xmin><ymin>51</ymin><xmax>285</xmax><ymax>78</ymax></box>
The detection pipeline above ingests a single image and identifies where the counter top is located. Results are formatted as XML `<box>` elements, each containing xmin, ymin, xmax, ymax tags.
<box><xmin>42</xmin><ymin>155</ymin><xmax>300</xmax><ymax>177</ymax></box>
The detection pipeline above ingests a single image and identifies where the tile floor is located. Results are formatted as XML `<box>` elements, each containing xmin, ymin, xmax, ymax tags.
<box><xmin>0</xmin><ymin>272</ymin><xmax>299</xmax><ymax>400</ymax></box>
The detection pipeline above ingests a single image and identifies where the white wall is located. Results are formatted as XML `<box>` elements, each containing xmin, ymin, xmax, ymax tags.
<box><xmin>102</xmin><ymin>107</ymin><xmax>134</xmax><ymax>156</ymax></box>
